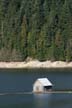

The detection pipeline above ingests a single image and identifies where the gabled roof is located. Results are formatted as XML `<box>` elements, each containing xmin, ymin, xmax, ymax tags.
<box><xmin>37</xmin><ymin>78</ymin><xmax>52</xmax><ymax>86</ymax></box>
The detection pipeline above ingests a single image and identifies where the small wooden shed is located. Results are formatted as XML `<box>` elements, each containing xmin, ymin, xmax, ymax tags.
<box><xmin>33</xmin><ymin>78</ymin><xmax>53</xmax><ymax>93</ymax></box>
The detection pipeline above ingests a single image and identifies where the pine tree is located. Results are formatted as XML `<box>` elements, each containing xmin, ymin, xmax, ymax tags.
<box><xmin>20</xmin><ymin>16</ymin><xmax>27</xmax><ymax>60</ymax></box>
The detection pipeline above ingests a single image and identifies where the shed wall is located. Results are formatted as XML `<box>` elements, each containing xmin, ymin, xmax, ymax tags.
<box><xmin>33</xmin><ymin>81</ymin><xmax>44</xmax><ymax>92</ymax></box>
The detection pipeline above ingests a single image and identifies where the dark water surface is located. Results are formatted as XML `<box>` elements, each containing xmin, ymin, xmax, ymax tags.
<box><xmin>0</xmin><ymin>68</ymin><xmax>72</xmax><ymax>108</ymax></box>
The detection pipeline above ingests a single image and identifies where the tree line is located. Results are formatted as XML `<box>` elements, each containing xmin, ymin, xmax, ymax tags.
<box><xmin>0</xmin><ymin>0</ymin><xmax>72</xmax><ymax>61</ymax></box>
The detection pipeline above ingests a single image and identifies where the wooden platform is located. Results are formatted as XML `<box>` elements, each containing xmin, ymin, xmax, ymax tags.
<box><xmin>0</xmin><ymin>90</ymin><xmax>72</xmax><ymax>96</ymax></box>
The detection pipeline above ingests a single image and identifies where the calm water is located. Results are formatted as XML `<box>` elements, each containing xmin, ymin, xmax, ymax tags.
<box><xmin>0</xmin><ymin>68</ymin><xmax>72</xmax><ymax>108</ymax></box>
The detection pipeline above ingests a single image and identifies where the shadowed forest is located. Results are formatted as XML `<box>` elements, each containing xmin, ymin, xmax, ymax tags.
<box><xmin>0</xmin><ymin>0</ymin><xmax>72</xmax><ymax>61</ymax></box>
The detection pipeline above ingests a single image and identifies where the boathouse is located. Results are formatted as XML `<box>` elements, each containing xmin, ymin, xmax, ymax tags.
<box><xmin>33</xmin><ymin>78</ymin><xmax>53</xmax><ymax>93</ymax></box>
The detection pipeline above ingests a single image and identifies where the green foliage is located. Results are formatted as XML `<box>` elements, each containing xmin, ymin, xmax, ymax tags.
<box><xmin>20</xmin><ymin>16</ymin><xmax>27</xmax><ymax>60</ymax></box>
<box><xmin>0</xmin><ymin>0</ymin><xmax>72</xmax><ymax>61</ymax></box>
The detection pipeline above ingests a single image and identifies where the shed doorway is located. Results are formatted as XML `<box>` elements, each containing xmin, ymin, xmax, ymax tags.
<box><xmin>44</xmin><ymin>86</ymin><xmax>52</xmax><ymax>91</ymax></box>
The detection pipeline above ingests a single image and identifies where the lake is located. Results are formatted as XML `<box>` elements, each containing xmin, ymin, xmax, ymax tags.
<box><xmin>0</xmin><ymin>68</ymin><xmax>72</xmax><ymax>108</ymax></box>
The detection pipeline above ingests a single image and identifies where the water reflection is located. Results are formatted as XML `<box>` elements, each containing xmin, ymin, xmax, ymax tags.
<box><xmin>34</xmin><ymin>93</ymin><xmax>52</xmax><ymax>108</ymax></box>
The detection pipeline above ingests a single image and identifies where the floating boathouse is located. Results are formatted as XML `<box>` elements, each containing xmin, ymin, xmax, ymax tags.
<box><xmin>33</xmin><ymin>78</ymin><xmax>53</xmax><ymax>93</ymax></box>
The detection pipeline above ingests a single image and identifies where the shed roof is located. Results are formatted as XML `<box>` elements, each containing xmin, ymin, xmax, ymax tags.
<box><xmin>37</xmin><ymin>78</ymin><xmax>52</xmax><ymax>86</ymax></box>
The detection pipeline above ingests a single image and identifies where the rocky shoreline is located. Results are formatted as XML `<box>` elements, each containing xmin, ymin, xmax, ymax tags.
<box><xmin>0</xmin><ymin>60</ymin><xmax>72</xmax><ymax>68</ymax></box>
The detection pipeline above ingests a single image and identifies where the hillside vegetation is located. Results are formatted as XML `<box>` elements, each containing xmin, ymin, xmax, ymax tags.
<box><xmin>0</xmin><ymin>0</ymin><xmax>72</xmax><ymax>61</ymax></box>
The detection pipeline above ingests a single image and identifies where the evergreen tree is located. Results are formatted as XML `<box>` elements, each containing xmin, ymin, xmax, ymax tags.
<box><xmin>0</xmin><ymin>0</ymin><xmax>71</xmax><ymax>61</ymax></box>
<box><xmin>20</xmin><ymin>16</ymin><xmax>27</xmax><ymax>60</ymax></box>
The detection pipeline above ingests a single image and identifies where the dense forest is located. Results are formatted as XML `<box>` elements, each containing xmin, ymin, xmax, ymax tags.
<box><xmin>0</xmin><ymin>0</ymin><xmax>72</xmax><ymax>61</ymax></box>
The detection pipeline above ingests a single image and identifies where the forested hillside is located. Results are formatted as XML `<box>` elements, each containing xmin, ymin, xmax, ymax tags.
<box><xmin>0</xmin><ymin>0</ymin><xmax>72</xmax><ymax>61</ymax></box>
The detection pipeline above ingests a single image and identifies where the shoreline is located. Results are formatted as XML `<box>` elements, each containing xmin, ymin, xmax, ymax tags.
<box><xmin>0</xmin><ymin>60</ymin><xmax>72</xmax><ymax>69</ymax></box>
